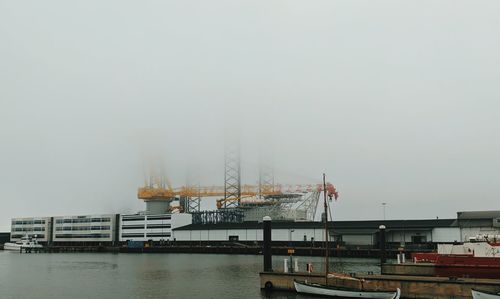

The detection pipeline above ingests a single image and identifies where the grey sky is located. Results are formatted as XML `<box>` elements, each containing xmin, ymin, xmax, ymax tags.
<box><xmin>1</xmin><ymin>1</ymin><xmax>499</xmax><ymax>231</ymax></box>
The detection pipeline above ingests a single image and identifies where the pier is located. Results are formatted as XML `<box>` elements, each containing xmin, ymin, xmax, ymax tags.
<box><xmin>259</xmin><ymin>271</ymin><xmax>500</xmax><ymax>299</ymax></box>
<box><xmin>258</xmin><ymin>217</ymin><xmax>500</xmax><ymax>299</ymax></box>
<box><xmin>17</xmin><ymin>246</ymin><xmax>119</xmax><ymax>253</ymax></box>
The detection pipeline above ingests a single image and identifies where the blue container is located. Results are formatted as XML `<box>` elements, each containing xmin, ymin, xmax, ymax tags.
<box><xmin>127</xmin><ymin>240</ymin><xmax>144</xmax><ymax>248</ymax></box>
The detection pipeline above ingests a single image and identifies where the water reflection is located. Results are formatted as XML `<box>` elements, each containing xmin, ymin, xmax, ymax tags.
<box><xmin>0</xmin><ymin>252</ymin><xmax>381</xmax><ymax>299</ymax></box>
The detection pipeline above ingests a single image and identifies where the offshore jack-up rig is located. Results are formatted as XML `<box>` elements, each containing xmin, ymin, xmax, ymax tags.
<box><xmin>138</xmin><ymin>146</ymin><xmax>338</xmax><ymax>224</ymax></box>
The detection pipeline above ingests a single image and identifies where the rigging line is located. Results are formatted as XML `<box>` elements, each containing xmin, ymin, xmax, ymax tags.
<box><xmin>326</xmin><ymin>197</ymin><xmax>345</xmax><ymax>273</ymax></box>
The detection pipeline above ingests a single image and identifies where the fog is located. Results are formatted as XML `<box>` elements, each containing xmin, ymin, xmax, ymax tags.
<box><xmin>1</xmin><ymin>1</ymin><xmax>499</xmax><ymax>231</ymax></box>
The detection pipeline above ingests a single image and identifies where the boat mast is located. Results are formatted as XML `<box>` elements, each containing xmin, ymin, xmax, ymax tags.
<box><xmin>323</xmin><ymin>173</ymin><xmax>329</xmax><ymax>285</ymax></box>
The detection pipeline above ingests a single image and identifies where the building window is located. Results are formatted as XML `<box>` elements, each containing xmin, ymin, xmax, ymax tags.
<box><xmin>90</xmin><ymin>217</ymin><xmax>111</xmax><ymax>223</ymax></box>
<box><xmin>14</xmin><ymin>227</ymin><xmax>34</xmax><ymax>232</ymax></box>
<box><xmin>146</xmin><ymin>224</ymin><xmax>171</xmax><ymax>229</ymax></box>
<box><xmin>122</xmin><ymin>216</ymin><xmax>145</xmax><ymax>221</ymax></box>
<box><xmin>90</xmin><ymin>226</ymin><xmax>110</xmax><ymax>230</ymax></box>
<box><xmin>12</xmin><ymin>234</ymin><xmax>45</xmax><ymax>239</ymax></box>
<box><xmin>54</xmin><ymin>234</ymin><xmax>110</xmax><ymax>239</ymax></box>
<box><xmin>146</xmin><ymin>233</ymin><xmax>171</xmax><ymax>237</ymax></box>
<box><xmin>122</xmin><ymin>225</ymin><xmax>145</xmax><ymax>229</ymax></box>
<box><xmin>146</xmin><ymin>215</ymin><xmax>171</xmax><ymax>220</ymax></box>
<box><xmin>56</xmin><ymin>226</ymin><xmax>110</xmax><ymax>231</ymax></box>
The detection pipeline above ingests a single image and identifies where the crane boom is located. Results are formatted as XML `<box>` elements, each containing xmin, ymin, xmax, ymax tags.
<box><xmin>138</xmin><ymin>183</ymin><xmax>337</xmax><ymax>203</ymax></box>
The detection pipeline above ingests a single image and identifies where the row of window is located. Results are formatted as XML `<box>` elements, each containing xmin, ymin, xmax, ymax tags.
<box><xmin>147</xmin><ymin>215</ymin><xmax>171</xmax><ymax>220</ymax></box>
<box><xmin>122</xmin><ymin>233</ymin><xmax>144</xmax><ymax>238</ymax></box>
<box><xmin>11</xmin><ymin>234</ymin><xmax>45</xmax><ymax>239</ymax></box>
<box><xmin>147</xmin><ymin>224</ymin><xmax>171</xmax><ymax>229</ymax></box>
<box><xmin>12</xmin><ymin>220</ymin><xmax>46</xmax><ymax>225</ymax></box>
<box><xmin>12</xmin><ymin>227</ymin><xmax>45</xmax><ymax>232</ymax></box>
<box><xmin>122</xmin><ymin>225</ymin><xmax>144</xmax><ymax>230</ymax></box>
<box><xmin>122</xmin><ymin>216</ymin><xmax>145</xmax><ymax>221</ymax></box>
<box><xmin>55</xmin><ymin>226</ymin><xmax>110</xmax><ymax>231</ymax></box>
<box><xmin>13</xmin><ymin>215</ymin><xmax>170</xmax><ymax>225</ymax></box>
<box><xmin>122</xmin><ymin>215</ymin><xmax>171</xmax><ymax>222</ymax></box>
<box><xmin>121</xmin><ymin>233</ymin><xmax>171</xmax><ymax>238</ymax></box>
<box><xmin>54</xmin><ymin>234</ymin><xmax>111</xmax><ymax>239</ymax></box>
<box><xmin>146</xmin><ymin>233</ymin><xmax>171</xmax><ymax>237</ymax></box>
<box><xmin>122</xmin><ymin>224</ymin><xmax>172</xmax><ymax>230</ymax></box>
<box><xmin>55</xmin><ymin>218</ymin><xmax>111</xmax><ymax>224</ymax></box>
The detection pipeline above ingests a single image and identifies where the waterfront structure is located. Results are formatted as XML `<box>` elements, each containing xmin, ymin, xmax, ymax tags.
<box><xmin>10</xmin><ymin>217</ymin><xmax>51</xmax><ymax>243</ymax></box>
<box><xmin>457</xmin><ymin>210</ymin><xmax>500</xmax><ymax>241</ymax></box>
<box><xmin>52</xmin><ymin>214</ymin><xmax>118</xmax><ymax>245</ymax></box>
<box><xmin>10</xmin><ymin>213</ymin><xmax>190</xmax><ymax>245</ymax></box>
<box><xmin>119</xmin><ymin>213</ymin><xmax>192</xmax><ymax>242</ymax></box>
<box><xmin>9</xmin><ymin>210</ymin><xmax>499</xmax><ymax>247</ymax></box>
<box><xmin>172</xmin><ymin>219</ymin><xmax>459</xmax><ymax>246</ymax></box>
<box><xmin>173</xmin><ymin>211</ymin><xmax>500</xmax><ymax>247</ymax></box>
<box><xmin>10</xmin><ymin>214</ymin><xmax>119</xmax><ymax>245</ymax></box>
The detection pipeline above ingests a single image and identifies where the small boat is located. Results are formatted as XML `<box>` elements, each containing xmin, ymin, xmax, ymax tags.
<box><xmin>472</xmin><ymin>289</ymin><xmax>500</xmax><ymax>299</ymax></box>
<box><xmin>3</xmin><ymin>235</ymin><xmax>43</xmax><ymax>251</ymax></box>
<box><xmin>293</xmin><ymin>174</ymin><xmax>400</xmax><ymax>299</ymax></box>
<box><xmin>294</xmin><ymin>280</ymin><xmax>401</xmax><ymax>299</ymax></box>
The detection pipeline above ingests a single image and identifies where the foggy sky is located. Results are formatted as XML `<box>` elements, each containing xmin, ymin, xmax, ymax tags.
<box><xmin>1</xmin><ymin>1</ymin><xmax>499</xmax><ymax>231</ymax></box>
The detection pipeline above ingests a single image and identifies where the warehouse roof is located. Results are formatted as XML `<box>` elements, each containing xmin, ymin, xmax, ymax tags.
<box><xmin>457</xmin><ymin>210</ymin><xmax>500</xmax><ymax>220</ymax></box>
<box><xmin>174</xmin><ymin>218</ymin><xmax>457</xmax><ymax>231</ymax></box>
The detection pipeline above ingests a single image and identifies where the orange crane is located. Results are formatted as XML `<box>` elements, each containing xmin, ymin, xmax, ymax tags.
<box><xmin>138</xmin><ymin>183</ymin><xmax>338</xmax><ymax>209</ymax></box>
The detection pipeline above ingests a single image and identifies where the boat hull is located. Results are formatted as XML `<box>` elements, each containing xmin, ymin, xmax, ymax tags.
<box><xmin>3</xmin><ymin>242</ymin><xmax>43</xmax><ymax>251</ymax></box>
<box><xmin>3</xmin><ymin>243</ymin><xmax>22</xmax><ymax>251</ymax></box>
<box><xmin>412</xmin><ymin>253</ymin><xmax>500</xmax><ymax>279</ymax></box>
<box><xmin>472</xmin><ymin>289</ymin><xmax>500</xmax><ymax>299</ymax></box>
<box><xmin>294</xmin><ymin>281</ymin><xmax>400</xmax><ymax>299</ymax></box>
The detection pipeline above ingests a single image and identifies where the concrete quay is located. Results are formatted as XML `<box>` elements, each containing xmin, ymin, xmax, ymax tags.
<box><xmin>259</xmin><ymin>271</ymin><xmax>500</xmax><ymax>299</ymax></box>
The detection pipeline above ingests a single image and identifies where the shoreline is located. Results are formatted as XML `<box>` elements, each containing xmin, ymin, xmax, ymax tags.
<box><xmin>2</xmin><ymin>244</ymin><xmax>414</xmax><ymax>258</ymax></box>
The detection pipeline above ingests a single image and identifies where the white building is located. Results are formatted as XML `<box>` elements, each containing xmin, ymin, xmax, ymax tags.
<box><xmin>457</xmin><ymin>211</ymin><xmax>500</xmax><ymax>242</ymax></box>
<box><xmin>172</xmin><ymin>219</ymin><xmax>462</xmax><ymax>247</ymax></box>
<box><xmin>52</xmin><ymin>214</ymin><xmax>118</xmax><ymax>244</ymax></box>
<box><xmin>120</xmin><ymin>213</ymin><xmax>192</xmax><ymax>242</ymax></box>
<box><xmin>10</xmin><ymin>217</ymin><xmax>51</xmax><ymax>243</ymax></box>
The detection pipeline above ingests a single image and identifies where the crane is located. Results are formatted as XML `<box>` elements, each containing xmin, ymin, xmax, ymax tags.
<box><xmin>138</xmin><ymin>182</ymin><xmax>338</xmax><ymax>209</ymax></box>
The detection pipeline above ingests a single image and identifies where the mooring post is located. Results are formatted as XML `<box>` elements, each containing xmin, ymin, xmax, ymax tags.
<box><xmin>379</xmin><ymin>225</ymin><xmax>386</xmax><ymax>265</ymax></box>
<box><xmin>263</xmin><ymin>216</ymin><xmax>273</xmax><ymax>272</ymax></box>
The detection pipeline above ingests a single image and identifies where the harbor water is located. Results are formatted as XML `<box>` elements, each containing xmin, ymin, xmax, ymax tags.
<box><xmin>0</xmin><ymin>251</ymin><xmax>380</xmax><ymax>299</ymax></box>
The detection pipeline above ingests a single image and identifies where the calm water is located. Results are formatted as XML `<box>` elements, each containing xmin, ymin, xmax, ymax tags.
<box><xmin>0</xmin><ymin>251</ymin><xmax>380</xmax><ymax>299</ymax></box>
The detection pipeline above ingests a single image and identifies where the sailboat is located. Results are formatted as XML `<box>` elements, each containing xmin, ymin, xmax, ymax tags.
<box><xmin>471</xmin><ymin>289</ymin><xmax>500</xmax><ymax>299</ymax></box>
<box><xmin>294</xmin><ymin>174</ymin><xmax>401</xmax><ymax>299</ymax></box>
